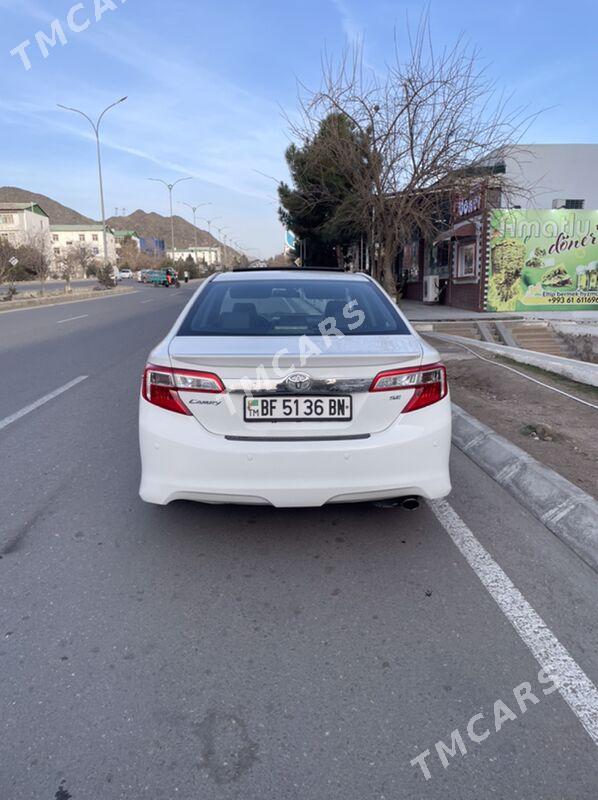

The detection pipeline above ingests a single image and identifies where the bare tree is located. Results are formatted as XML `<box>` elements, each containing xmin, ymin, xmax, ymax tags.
<box><xmin>0</xmin><ymin>237</ymin><xmax>18</xmax><ymax>297</ymax></box>
<box><xmin>23</xmin><ymin>232</ymin><xmax>52</xmax><ymax>295</ymax></box>
<box><xmin>288</xmin><ymin>17</ymin><xmax>533</xmax><ymax>292</ymax></box>
<box><xmin>63</xmin><ymin>243</ymin><xmax>97</xmax><ymax>292</ymax></box>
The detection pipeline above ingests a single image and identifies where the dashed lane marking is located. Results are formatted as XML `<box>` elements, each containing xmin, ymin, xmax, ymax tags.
<box><xmin>0</xmin><ymin>376</ymin><xmax>88</xmax><ymax>431</ymax></box>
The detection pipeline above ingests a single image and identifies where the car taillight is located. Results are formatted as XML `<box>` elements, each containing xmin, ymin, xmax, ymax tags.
<box><xmin>142</xmin><ymin>364</ymin><xmax>225</xmax><ymax>415</ymax></box>
<box><xmin>369</xmin><ymin>363</ymin><xmax>447</xmax><ymax>412</ymax></box>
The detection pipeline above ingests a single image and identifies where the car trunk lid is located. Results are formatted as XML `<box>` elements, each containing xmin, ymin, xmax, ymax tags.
<box><xmin>169</xmin><ymin>334</ymin><xmax>424</xmax><ymax>436</ymax></box>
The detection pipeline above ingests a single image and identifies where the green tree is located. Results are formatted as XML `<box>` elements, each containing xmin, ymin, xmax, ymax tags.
<box><xmin>278</xmin><ymin>112</ymin><xmax>368</xmax><ymax>268</ymax></box>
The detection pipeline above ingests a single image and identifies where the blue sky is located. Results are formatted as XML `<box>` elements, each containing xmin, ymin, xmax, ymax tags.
<box><xmin>1</xmin><ymin>0</ymin><xmax>597</xmax><ymax>257</ymax></box>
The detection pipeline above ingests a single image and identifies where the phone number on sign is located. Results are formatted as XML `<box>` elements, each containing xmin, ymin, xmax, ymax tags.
<box><xmin>546</xmin><ymin>294</ymin><xmax>598</xmax><ymax>304</ymax></box>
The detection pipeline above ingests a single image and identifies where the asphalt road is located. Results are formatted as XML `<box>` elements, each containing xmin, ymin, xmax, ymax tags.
<box><xmin>1</xmin><ymin>283</ymin><xmax>597</xmax><ymax>800</ymax></box>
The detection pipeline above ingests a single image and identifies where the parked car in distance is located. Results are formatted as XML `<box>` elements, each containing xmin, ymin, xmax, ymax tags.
<box><xmin>118</xmin><ymin>268</ymin><xmax>133</xmax><ymax>279</ymax></box>
<box><xmin>139</xmin><ymin>268</ymin><xmax>452</xmax><ymax>508</ymax></box>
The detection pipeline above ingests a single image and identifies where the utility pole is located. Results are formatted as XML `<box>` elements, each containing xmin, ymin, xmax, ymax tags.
<box><xmin>148</xmin><ymin>177</ymin><xmax>192</xmax><ymax>260</ymax></box>
<box><xmin>180</xmin><ymin>202</ymin><xmax>211</xmax><ymax>264</ymax></box>
<box><xmin>58</xmin><ymin>96</ymin><xmax>127</xmax><ymax>271</ymax></box>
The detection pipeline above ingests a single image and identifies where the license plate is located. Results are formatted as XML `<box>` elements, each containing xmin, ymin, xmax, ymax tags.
<box><xmin>244</xmin><ymin>395</ymin><xmax>352</xmax><ymax>422</ymax></box>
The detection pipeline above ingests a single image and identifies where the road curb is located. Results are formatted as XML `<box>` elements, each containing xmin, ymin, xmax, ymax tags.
<box><xmin>451</xmin><ymin>402</ymin><xmax>598</xmax><ymax>574</ymax></box>
<box><xmin>429</xmin><ymin>332</ymin><xmax>598</xmax><ymax>388</ymax></box>
<box><xmin>0</xmin><ymin>286</ymin><xmax>136</xmax><ymax>313</ymax></box>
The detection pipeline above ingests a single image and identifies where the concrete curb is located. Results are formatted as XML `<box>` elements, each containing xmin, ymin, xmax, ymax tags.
<box><xmin>0</xmin><ymin>286</ymin><xmax>135</xmax><ymax>313</ymax></box>
<box><xmin>452</xmin><ymin>403</ymin><xmax>598</xmax><ymax>574</ymax></box>
<box><xmin>429</xmin><ymin>331</ymin><xmax>598</xmax><ymax>388</ymax></box>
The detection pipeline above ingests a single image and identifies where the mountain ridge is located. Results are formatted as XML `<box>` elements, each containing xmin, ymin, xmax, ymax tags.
<box><xmin>0</xmin><ymin>188</ymin><xmax>232</xmax><ymax>253</ymax></box>
<box><xmin>0</xmin><ymin>186</ymin><xmax>92</xmax><ymax>224</ymax></box>
<box><xmin>105</xmin><ymin>209</ymin><xmax>219</xmax><ymax>249</ymax></box>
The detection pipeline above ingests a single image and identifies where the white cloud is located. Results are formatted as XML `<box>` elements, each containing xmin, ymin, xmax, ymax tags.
<box><xmin>330</xmin><ymin>0</ymin><xmax>364</xmax><ymax>46</ymax></box>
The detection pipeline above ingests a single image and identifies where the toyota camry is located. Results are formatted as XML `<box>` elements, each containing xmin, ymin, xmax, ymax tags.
<box><xmin>139</xmin><ymin>269</ymin><xmax>451</xmax><ymax>507</ymax></box>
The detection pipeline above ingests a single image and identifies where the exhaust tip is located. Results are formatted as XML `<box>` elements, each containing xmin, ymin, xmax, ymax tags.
<box><xmin>372</xmin><ymin>496</ymin><xmax>421</xmax><ymax>510</ymax></box>
<box><xmin>401</xmin><ymin>496</ymin><xmax>420</xmax><ymax>511</ymax></box>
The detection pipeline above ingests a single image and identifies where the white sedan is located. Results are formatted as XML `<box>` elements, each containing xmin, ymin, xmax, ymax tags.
<box><xmin>139</xmin><ymin>269</ymin><xmax>451</xmax><ymax>507</ymax></box>
<box><xmin>118</xmin><ymin>268</ymin><xmax>133</xmax><ymax>279</ymax></box>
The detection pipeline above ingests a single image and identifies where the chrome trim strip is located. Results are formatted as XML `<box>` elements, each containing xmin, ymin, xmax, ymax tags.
<box><xmin>227</xmin><ymin>377</ymin><xmax>372</xmax><ymax>394</ymax></box>
<box><xmin>225</xmin><ymin>433</ymin><xmax>371</xmax><ymax>442</ymax></box>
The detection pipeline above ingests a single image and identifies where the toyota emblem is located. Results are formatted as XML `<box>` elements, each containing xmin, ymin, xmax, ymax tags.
<box><xmin>285</xmin><ymin>372</ymin><xmax>312</xmax><ymax>391</ymax></box>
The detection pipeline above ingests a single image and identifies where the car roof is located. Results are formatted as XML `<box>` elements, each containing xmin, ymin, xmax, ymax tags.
<box><xmin>214</xmin><ymin>269</ymin><xmax>370</xmax><ymax>283</ymax></box>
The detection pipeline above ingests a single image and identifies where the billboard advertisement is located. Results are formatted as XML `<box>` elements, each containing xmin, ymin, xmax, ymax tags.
<box><xmin>486</xmin><ymin>209</ymin><xmax>598</xmax><ymax>311</ymax></box>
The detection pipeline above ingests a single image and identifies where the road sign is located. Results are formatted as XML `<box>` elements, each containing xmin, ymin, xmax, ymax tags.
<box><xmin>295</xmin><ymin>258</ymin><xmax>302</xmax><ymax>267</ymax></box>
<box><xmin>9</xmin><ymin>257</ymin><xmax>19</xmax><ymax>267</ymax></box>
<box><xmin>285</xmin><ymin>230</ymin><xmax>296</xmax><ymax>252</ymax></box>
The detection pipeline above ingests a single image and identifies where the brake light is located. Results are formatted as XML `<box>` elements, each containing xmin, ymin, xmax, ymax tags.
<box><xmin>142</xmin><ymin>364</ymin><xmax>224</xmax><ymax>415</ymax></box>
<box><xmin>369</xmin><ymin>363</ymin><xmax>447</xmax><ymax>412</ymax></box>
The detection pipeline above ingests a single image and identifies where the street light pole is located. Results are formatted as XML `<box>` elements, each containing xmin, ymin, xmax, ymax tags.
<box><xmin>201</xmin><ymin>217</ymin><xmax>222</xmax><ymax>267</ymax></box>
<box><xmin>217</xmin><ymin>227</ymin><xmax>229</xmax><ymax>270</ymax></box>
<box><xmin>180</xmin><ymin>202</ymin><xmax>211</xmax><ymax>265</ymax></box>
<box><xmin>148</xmin><ymin>177</ymin><xmax>192</xmax><ymax>260</ymax></box>
<box><xmin>58</xmin><ymin>96</ymin><xmax>127</xmax><ymax>270</ymax></box>
<box><xmin>201</xmin><ymin>217</ymin><xmax>222</xmax><ymax>238</ymax></box>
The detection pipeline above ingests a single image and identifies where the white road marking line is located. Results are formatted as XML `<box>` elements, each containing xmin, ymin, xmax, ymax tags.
<box><xmin>56</xmin><ymin>314</ymin><xmax>89</xmax><ymax>324</ymax></box>
<box><xmin>429</xmin><ymin>498</ymin><xmax>598</xmax><ymax>745</ymax></box>
<box><xmin>0</xmin><ymin>376</ymin><xmax>88</xmax><ymax>432</ymax></box>
<box><xmin>140</xmin><ymin>300</ymin><xmax>154</xmax><ymax>304</ymax></box>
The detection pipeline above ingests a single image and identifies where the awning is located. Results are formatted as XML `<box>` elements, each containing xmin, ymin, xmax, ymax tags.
<box><xmin>433</xmin><ymin>221</ymin><xmax>477</xmax><ymax>245</ymax></box>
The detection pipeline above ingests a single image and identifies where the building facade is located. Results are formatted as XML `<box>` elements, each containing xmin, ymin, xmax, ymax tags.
<box><xmin>0</xmin><ymin>202</ymin><xmax>50</xmax><ymax>247</ymax></box>
<box><xmin>168</xmin><ymin>246</ymin><xmax>221</xmax><ymax>266</ymax></box>
<box><xmin>113</xmin><ymin>230</ymin><xmax>141</xmax><ymax>256</ymax></box>
<box><xmin>399</xmin><ymin>144</ymin><xmax>598</xmax><ymax>312</ymax></box>
<box><xmin>139</xmin><ymin>237</ymin><xmax>166</xmax><ymax>259</ymax></box>
<box><xmin>50</xmin><ymin>224</ymin><xmax>117</xmax><ymax>269</ymax></box>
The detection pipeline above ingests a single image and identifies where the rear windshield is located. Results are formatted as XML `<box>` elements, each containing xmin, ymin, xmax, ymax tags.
<box><xmin>177</xmin><ymin>278</ymin><xmax>410</xmax><ymax>336</ymax></box>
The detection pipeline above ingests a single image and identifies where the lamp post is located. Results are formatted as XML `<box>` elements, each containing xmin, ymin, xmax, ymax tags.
<box><xmin>202</xmin><ymin>217</ymin><xmax>222</xmax><ymax>268</ymax></box>
<box><xmin>180</xmin><ymin>202</ymin><xmax>210</xmax><ymax>264</ymax></box>
<box><xmin>148</xmin><ymin>177</ymin><xmax>192</xmax><ymax>260</ymax></box>
<box><xmin>58</xmin><ymin>96</ymin><xmax>127</xmax><ymax>270</ymax></box>
<box><xmin>217</xmin><ymin>226</ymin><xmax>229</xmax><ymax>270</ymax></box>
<box><xmin>201</xmin><ymin>216</ymin><xmax>222</xmax><ymax>238</ymax></box>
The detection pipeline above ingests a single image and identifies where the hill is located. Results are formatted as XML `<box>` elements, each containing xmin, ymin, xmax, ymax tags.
<box><xmin>0</xmin><ymin>186</ymin><xmax>93</xmax><ymax>224</ymax></box>
<box><xmin>106</xmin><ymin>209</ymin><xmax>220</xmax><ymax>250</ymax></box>
<box><xmin>0</xmin><ymin>189</ymin><xmax>236</xmax><ymax>257</ymax></box>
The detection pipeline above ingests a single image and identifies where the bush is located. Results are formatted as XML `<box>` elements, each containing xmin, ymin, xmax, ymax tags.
<box><xmin>95</xmin><ymin>264</ymin><xmax>116</xmax><ymax>289</ymax></box>
<box><xmin>1</xmin><ymin>285</ymin><xmax>17</xmax><ymax>301</ymax></box>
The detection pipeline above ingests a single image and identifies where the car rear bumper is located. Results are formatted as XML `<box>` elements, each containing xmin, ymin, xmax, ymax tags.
<box><xmin>139</xmin><ymin>396</ymin><xmax>452</xmax><ymax>507</ymax></box>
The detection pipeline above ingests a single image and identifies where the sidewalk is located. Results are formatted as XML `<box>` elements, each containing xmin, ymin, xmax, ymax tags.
<box><xmin>427</xmin><ymin>335</ymin><xmax>598</xmax><ymax>500</ymax></box>
<box><xmin>400</xmin><ymin>298</ymin><xmax>598</xmax><ymax>323</ymax></box>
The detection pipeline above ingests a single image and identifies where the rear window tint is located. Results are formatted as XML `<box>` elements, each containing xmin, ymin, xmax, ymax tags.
<box><xmin>178</xmin><ymin>278</ymin><xmax>410</xmax><ymax>336</ymax></box>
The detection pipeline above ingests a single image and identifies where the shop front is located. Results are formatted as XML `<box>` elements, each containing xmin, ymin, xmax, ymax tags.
<box><xmin>399</xmin><ymin>186</ymin><xmax>489</xmax><ymax>311</ymax></box>
<box><xmin>419</xmin><ymin>186</ymin><xmax>598</xmax><ymax>312</ymax></box>
<box><xmin>486</xmin><ymin>209</ymin><xmax>598</xmax><ymax>312</ymax></box>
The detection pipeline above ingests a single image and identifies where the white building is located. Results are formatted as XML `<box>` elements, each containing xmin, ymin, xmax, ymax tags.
<box><xmin>50</xmin><ymin>224</ymin><xmax>117</xmax><ymax>268</ymax></box>
<box><xmin>0</xmin><ymin>202</ymin><xmax>50</xmax><ymax>247</ymax></box>
<box><xmin>498</xmin><ymin>144</ymin><xmax>598</xmax><ymax>210</ymax></box>
<box><xmin>168</xmin><ymin>246</ymin><xmax>222</xmax><ymax>266</ymax></box>
<box><xmin>113</xmin><ymin>230</ymin><xmax>141</xmax><ymax>256</ymax></box>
